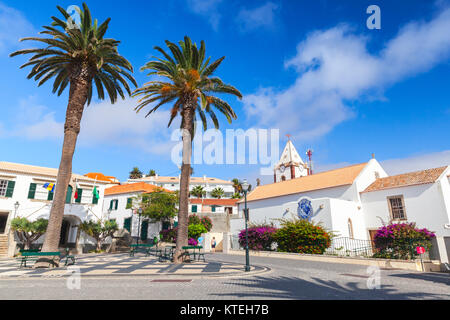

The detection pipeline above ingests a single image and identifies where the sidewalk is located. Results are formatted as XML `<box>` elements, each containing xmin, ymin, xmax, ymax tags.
<box><xmin>0</xmin><ymin>253</ymin><xmax>270</xmax><ymax>279</ymax></box>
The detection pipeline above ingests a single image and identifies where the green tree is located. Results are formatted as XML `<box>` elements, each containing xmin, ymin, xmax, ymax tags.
<box><xmin>129</xmin><ymin>167</ymin><xmax>143</xmax><ymax>179</ymax></box>
<box><xmin>211</xmin><ymin>187</ymin><xmax>225</xmax><ymax>199</ymax></box>
<box><xmin>190</xmin><ymin>185</ymin><xmax>206</xmax><ymax>198</ymax></box>
<box><xmin>148</xmin><ymin>169</ymin><xmax>156</xmax><ymax>177</ymax></box>
<box><xmin>11</xmin><ymin>217</ymin><xmax>48</xmax><ymax>250</ymax></box>
<box><xmin>79</xmin><ymin>219</ymin><xmax>118</xmax><ymax>252</ymax></box>
<box><xmin>10</xmin><ymin>4</ymin><xmax>136</xmax><ymax>256</ymax></box>
<box><xmin>132</xmin><ymin>36</ymin><xmax>242</xmax><ymax>263</ymax></box>
<box><xmin>232</xmin><ymin>178</ymin><xmax>242</xmax><ymax>194</ymax></box>
<box><xmin>141</xmin><ymin>192</ymin><xmax>178</xmax><ymax>224</ymax></box>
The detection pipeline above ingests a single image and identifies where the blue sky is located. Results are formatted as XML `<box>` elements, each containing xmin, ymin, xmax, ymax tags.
<box><xmin>0</xmin><ymin>0</ymin><xmax>449</xmax><ymax>184</ymax></box>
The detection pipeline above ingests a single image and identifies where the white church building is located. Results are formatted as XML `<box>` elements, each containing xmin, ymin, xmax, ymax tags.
<box><xmin>233</xmin><ymin>140</ymin><xmax>450</xmax><ymax>264</ymax></box>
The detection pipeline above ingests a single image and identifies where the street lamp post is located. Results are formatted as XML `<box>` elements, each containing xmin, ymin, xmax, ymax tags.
<box><xmin>241</xmin><ymin>180</ymin><xmax>250</xmax><ymax>272</ymax></box>
<box><xmin>137</xmin><ymin>208</ymin><xmax>143</xmax><ymax>245</ymax></box>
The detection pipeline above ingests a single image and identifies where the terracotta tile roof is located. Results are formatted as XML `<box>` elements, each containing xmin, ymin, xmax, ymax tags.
<box><xmin>189</xmin><ymin>198</ymin><xmax>239</xmax><ymax>206</ymax></box>
<box><xmin>0</xmin><ymin>161</ymin><xmax>109</xmax><ymax>184</ymax></box>
<box><xmin>131</xmin><ymin>176</ymin><xmax>233</xmax><ymax>185</ymax></box>
<box><xmin>105</xmin><ymin>182</ymin><xmax>171</xmax><ymax>196</ymax></box>
<box><xmin>363</xmin><ymin>166</ymin><xmax>448</xmax><ymax>193</ymax></box>
<box><xmin>84</xmin><ymin>172</ymin><xmax>119</xmax><ymax>184</ymax></box>
<box><xmin>241</xmin><ymin>163</ymin><xmax>368</xmax><ymax>203</ymax></box>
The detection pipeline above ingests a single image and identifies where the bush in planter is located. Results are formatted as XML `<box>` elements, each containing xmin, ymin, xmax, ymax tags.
<box><xmin>372</xmin><ymin>222</ymin><xmax>435</xmax><ymax>260</ymax></box>
<box><xmin>160</xmin><ymin>224</ymin><xmax>208</xmax><ymax>244</ymax></box>
<box><xmin>273</xmin><ymin>218</ymin><xmax>332</xmax><ymax>254</ymax></box>
<box><xmin>238</xmin><ymin>226</ymin><xmax>278</xmax><ymax>251</ymax></box>
<box><xmin>188</xmin><ymin>215</ymin><xmax>213</xmax><ymax>232</ymax></box>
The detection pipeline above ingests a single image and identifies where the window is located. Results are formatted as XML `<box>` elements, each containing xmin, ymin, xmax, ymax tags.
<box><xmin>65</xmin><ymin>185</ymin><xmax>73</xmax><ymax>204</ymax></box>
<box><xmin>191</xmin><ymin>205</ymin><xmax>197</xmax><ymax>213</ymax></box>
<box><xmin>387</xmin><ymin>196</ymin><xmax>407</xmax><ymax>220</ymax></box>
<box><xmin>211</xmin><ymin>205</ymin><xmax>216</xmax><ymax>213</ymax></box>
<box><xmin>126</xmin><ymin>198</ymin><xmax>133</xmax><ymax>209</ymax></box>
<box><xmin>109</xmin><ymin>199</ymin><xmax>119</xmax><ymax>211</ymax></box>
<box><xmin>75</xmin><ymin>188</ymin><xmax>83</xmax><ymax>204</ymax></box>
<box><xmin>123</xmin><ymin>217</ymin><xmax>132</xmax><ymax>232</ymax></box>
<box><xmin>0</xmin><ymin>180</ymin><xmax>15</xmax><ymax>198</ymax></box>
<box><xmin>28</xmin><ymin>183</ymin><xmax>37</xmax><ymax>199</ymax></box>
<box><xmin>348</xmin><ymin>219</ymin><xmax>354</xmax><ymax>239</ymax></box>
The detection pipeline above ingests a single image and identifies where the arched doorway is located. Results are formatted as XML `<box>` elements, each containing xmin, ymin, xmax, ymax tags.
<box><xmin>59</xmin><ymin>215</ymin><xmax>82</xmax><ymax>249</ymax></box>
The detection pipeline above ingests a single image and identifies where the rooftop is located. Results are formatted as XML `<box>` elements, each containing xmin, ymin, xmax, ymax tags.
<box><xmin>84</xmin><ymin>172</ymin><xmax>119</xmax><ymax>184</ymax></box>
<box><xmin>0</xmin><ymin>161</ymin><xmax>109</xmax><ymax>184</ymax></box>
<box><xmin>130</xmin><ymin>175</ymin><xmax>233</xmax><ymax>185</ymax></box>
<box><xmin>363</xmin><ymin>166</ymin><xmax>448</xmax><ymax>193</ymax></box>
<box><xmin>189</xmin><ymin>198</ymin><xmax>239</xmax><ymax>206</ymax></box>
<box><xmin>105</xmin><ymin>182</ymin><xmax>171</xmax><ymax>196</ymax></box>
<box><xmin>241</xmin><ymin>162</ymin><xmax>368</xmax><ymax>203</ymax></box>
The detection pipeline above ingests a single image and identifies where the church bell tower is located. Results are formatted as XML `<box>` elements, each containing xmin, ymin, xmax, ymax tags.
<box><xmin>274</xmin><ymin>137</ymin><xmax>308</xmax><ymax>183</ymax></box>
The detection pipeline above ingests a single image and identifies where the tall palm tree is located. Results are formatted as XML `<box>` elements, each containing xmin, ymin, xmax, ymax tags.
<box><xmin>10</xmin><ymin>4</ymin><xmax>136</xmax><ymax>259</ymax></box>
<box><xmin>190</xmin><ymin>185</ymin><xmax>206</xmax><ymax>199</ymax></box>
<box><xmin>133</xmin><ymin>36</ymin><xmax>242</xmax><ymax>263</ymax></box>
<box><xmin>129</xmin><ymin>167</ymin><xmax>143</xmax><ymax>179</ymax></box>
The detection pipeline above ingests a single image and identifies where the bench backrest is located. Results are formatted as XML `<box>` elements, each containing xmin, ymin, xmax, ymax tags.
<box><xmin>21</xmin><ymin>251</ymin><xmax>61</xmax><ymax>257</ymax></box>
<box><xmin>130</xmin><ymin>244</ymin><xmax>154</xmax><ymax>248</ymax></box>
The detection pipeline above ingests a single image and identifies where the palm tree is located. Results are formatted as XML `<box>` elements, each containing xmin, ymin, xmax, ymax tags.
<box><xmin>190</xmin><ymin>185</ymin><xmax>206</xmax><ymax>198</ymax></box>
<box><xmin>211</xmin><ymin>187</ymin><xmax>225</xmax><ymax>199</ymax></box>
<box><xmin>232</xmin><ymin>178</ymin><xmax>242</xmax><ymax>194</ymax></box>
<box><xmin>132</xmin><ymin>36</ymin><xmax>242</xmax><ymax>263</ymax></box>
<box><xmin>10</xmin><ymin>4</ymin><xmax>136</xmax><ymax>258</ymax></box>
<box><xmin>148</xmin><ymin>169</ymin><xmax>156</xmax><ymax>177</ymax></box>
<box><xmin>129</xmin><ymin>167</ymin><xmax>143</xmax><ymax>179</ymax></box>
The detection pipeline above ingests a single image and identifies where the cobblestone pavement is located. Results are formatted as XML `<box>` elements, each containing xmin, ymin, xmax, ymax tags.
<box><xmin>0</xmin><ymin>253</ymin><xmax>267</xmax><ymax>278</ymax></box>
<box><xmin>0</xmin><ymin>253</ymin><xmax>449</xmax><ymax>300</ymax></box>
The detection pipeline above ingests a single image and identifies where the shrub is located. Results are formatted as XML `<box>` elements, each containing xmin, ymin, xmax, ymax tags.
<box><xmin>11</xmin><ymin>217</ymin><xmax>48</xmax><ymax>250</ymax></box>
<box><xmin>273</xmin><ymin>218</ymin><xmax>332</xmax><ymax>254</ymax></box>
<box><xmin>372</xmin><ymin>222</ymin><xmax>435</xmax><ymax>260</ymax></box>
<box><xmin>160</xmin><ymin>227</ymin><xmax>177</xmax><ymax>243</ymax></box>
<box><xmin>188</xmin><ymin>238</ymin><xmax>198</xmax><ymax>246</ymax></box>
<box><xmin>188</xmin><ymin>215</ymin><xmax>213</xmax><ymax>232</ymax></box>
<box><xmin>188</xmin><ymin>224</ymin><xmax>208</xmax><ymax>240</ymax></box>
<box><xmin>238</xmin><ymin>226</ymin><xmax>278</xmax><ymax>251</ymax></box>
<box><xmin>200</xmin><ymin>216</ymin><xmax>213</xmax><ymax>232</ymax></box>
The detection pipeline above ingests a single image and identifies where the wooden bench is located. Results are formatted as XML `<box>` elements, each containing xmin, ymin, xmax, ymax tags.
<box><xmin>129</xmin><ymin>243</ymin><xmax>156</xmax><ymax>257</ymax></box>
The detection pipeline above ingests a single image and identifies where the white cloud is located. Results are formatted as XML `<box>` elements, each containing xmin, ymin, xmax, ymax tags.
<box><xmin>8</xmin><ymin>96</ymin><xmax>63</xmax><ymax>140</ymax></box>
<box><xmin>2</xmin><ymin>96</ymin><xmax>180</xmax><ymax>156</ymax></box>
<box><xmin>186</xmin><ymin>0</ymin><xmax>223</xmax><ymax>31</ymax></box>
<box><xmin>236</xmin><ymin>2</ymin><xmax>279</xmax><ymax>32</ymax></box>
<box><xmin>0</xmin><ymin>2</ymin><xmax>36</xmax><ymax>53</ymax></box>
<box><xmin>381</xmin><ymin>150</ymin><xmax>450</xmax><ymax>175</ymax></box>
<box><xmin>78</xmin><ymin>98</ymin><xmax>177</xmax><ymax>156</ymax></box>
<box><xmin>243</xmin><ymin>7</ymin><xmax>450</xmax><ymax>142</ymax></box>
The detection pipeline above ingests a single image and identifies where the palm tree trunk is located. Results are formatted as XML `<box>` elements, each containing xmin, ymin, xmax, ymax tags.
<box><xmin>38</xmin><ymin>68</ymin><xmax>91</xmax><ymax>266</ymax></box>
<box><xmin>173</xmin><ymin>99</ymin><xmax>195</xmax><ymax>263</ymax></box>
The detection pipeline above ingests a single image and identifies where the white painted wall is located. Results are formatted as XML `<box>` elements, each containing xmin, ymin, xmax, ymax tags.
<box><xmin>361</xmin><ymin>182</ymin><xmax>450</xmax><ymax>237</ymax></box>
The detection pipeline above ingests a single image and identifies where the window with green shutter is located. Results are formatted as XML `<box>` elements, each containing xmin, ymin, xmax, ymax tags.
<box><xmin>47</xmin><ymin>191</ymin><xmax>54</xmax><ymax>201</ymax></box>
<box><xmin>75</xmin><ymin>188</ymin><xmax>83</xmax><ymax>203</ymax></box>
<box><xmin>192</xmin><ymin>205</ymin><xmax>197</xmax><ymax>213</ymax></box>
<box><xmin>92</xmin><ymin>193</ymin><xmax>98</xmax><ymax>205</ymax></box>
<box><xmin>124</xmin><ymin>217</ymin><xmax>132</xmax><ymax>232</ymax></box>
<box><xmin>114</xmin><ymin>199</ymin><xmax>118</xmax><ymax>210</ymax></box>
<box><xmin>65</xmin><ymin>185</ymin><xmax>73</xmax><ymax>204</ymax></box>
<box><xmin>126</xmin><ymin>198</ymin><xmax>132</xmax><ymax>209</ymax></box>
<box><xmin>27</xmin><ymin>183</ymin><xmax>37</xmax><ymax>199</ymax></box>
<box><xmin>5</xmin><ymin>181</ymin><xmax>15</xmax><ymax>198</ymax></box>
<box><xmin>140</xmin><ymin>220</ymin><xmax>148</xmax><ymax>240</ymax></box>
<box><xmin>211</xmin><ymin>205</ymin><xmax>216</xmax><ymax>213</ymax></box>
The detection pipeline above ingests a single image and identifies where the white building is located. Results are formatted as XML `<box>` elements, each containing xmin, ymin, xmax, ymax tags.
<box><xmin>103</xmin><ymin>182</ymin><xmax>173</xmax><ymax>242</ymax></box>
<box><xmin>128</xmin><ymin>175</ymin><xmax>235</xmax><ymax>199</ymax></box>
<box><xmin>0</xmin><ymin>162</ymin><xmax>112</xmax><ymax>257</ymax></box>
<box><xmin>232</xmin><ymin>140</ymin><xmax>450</xmax><ymax>264</ymax></box>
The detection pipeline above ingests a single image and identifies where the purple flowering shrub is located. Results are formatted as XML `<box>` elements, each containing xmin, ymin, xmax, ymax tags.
<box><xmin>188</xmin><ymin>238</ymin><xmax>198</xmax><ymax>246</ymax></box>
<box><xmin>238</xmin><ymin>226</ymin><xmax>278</xmax><ymax>251</ymax></box>
<box><xmin>372</xmin><ymin>222</ymin><xmax>435</xmax><ymax>260</ymax></box>
<box><xmin>160</xmin><ymin>227</ymin><xmax>177</xmax><ymax>243</ymax></box>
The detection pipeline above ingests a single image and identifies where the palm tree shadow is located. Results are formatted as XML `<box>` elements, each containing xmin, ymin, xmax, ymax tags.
<box><xmin>388</xmin><ymin>273</ymin><xmax>450</xmax><ymax>286</ymax></box>
<box><xmin>212</xmin><ymin>275</ymin><xmax>447</xmax><ymax>300</ymax></box>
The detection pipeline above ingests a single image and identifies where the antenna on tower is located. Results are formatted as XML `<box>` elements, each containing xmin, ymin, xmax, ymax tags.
<box><xmin>306</xmin><ymin>149</ymin><xmax>313</xmax><ymax>175</ymax></box>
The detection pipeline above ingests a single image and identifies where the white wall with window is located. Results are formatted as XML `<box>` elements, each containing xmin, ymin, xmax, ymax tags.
<box><xmin>0</xmin><ymin>162</ymin><xmax>109</xmax><ymax>257</ymax></box>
